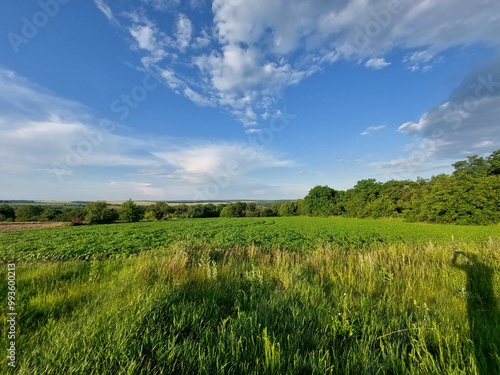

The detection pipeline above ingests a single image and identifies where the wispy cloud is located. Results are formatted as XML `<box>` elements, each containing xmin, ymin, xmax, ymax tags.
<box><xmin>365</xmin><ymin>58</ymin><xmax>391</xmax><ymax>70</ymax></box>
<box><xmin>0</xmin><ymin>67</ymin><xmax>295</xmax><ymax>199</ymax></box>
<box><xmin>372</xmin><ymin>59</ymin><xmax>500</xmax><ymax>178</ymax></box>
<box><xmin>361</xmin><ymin>124</ymin><xmax>386</xmax><ymax>136</ymax></box>
<box><xmin>175</xmin><ymin>14</ymin><xmax>193</xmax><ymax>50</ymax></box>
<box><xmin>93</xmin><ymin>0</ymin><xmax>500</xmax><ymax>128</ymax></box>
<box><xmin>94</xmin><ymin>0</ymin><xmax>121</xmax><ymax>27</ymax></box>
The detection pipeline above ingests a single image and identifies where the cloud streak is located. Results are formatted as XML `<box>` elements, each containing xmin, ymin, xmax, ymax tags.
<box><xmin>93</xmin><ymin>0</ymin><xmax>500</xmax><ymax>128</ymax></box>
<box><xmin>361</xmin><ymin>124</ymin><xmax>386</xmax><ymax>136</ymax></box>
<box><xmin>0</xmin><ymin>67</ymin><xmax>295</xmax><ymax>199</ymax></box>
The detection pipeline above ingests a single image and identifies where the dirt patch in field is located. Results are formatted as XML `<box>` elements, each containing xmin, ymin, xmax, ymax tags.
<box><xmin>0</xmin><ymin>222</ymin><xmax>68</xmax><ymax>231</ymax></box>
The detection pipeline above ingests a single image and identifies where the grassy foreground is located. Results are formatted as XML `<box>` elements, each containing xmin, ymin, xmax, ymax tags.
<box><xmin>1</xmin><ymin>239</ymin><xmax>499</xmax><ymax>374</ymax></box>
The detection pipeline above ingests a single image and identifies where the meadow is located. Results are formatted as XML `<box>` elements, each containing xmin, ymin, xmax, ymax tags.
<box><xmin>1</xmin><ymin>217</ymin><xmax>499</xmax><ymax>374</ymax></box>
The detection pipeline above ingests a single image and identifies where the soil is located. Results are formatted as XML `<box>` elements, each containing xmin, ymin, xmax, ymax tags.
<box><xmin>0</xmin><ymin>222</ymin><xmax>68</xmax><ymax>232</ymax></box>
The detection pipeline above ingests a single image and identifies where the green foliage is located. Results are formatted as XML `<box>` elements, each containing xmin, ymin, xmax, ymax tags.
<box><xmin>85</xmin><ymin>201</ymin><xmax>119</xmax><ymax>225</ymax></box>
<box><xmin>1</xmin><ymin>238</ymin><xmax>499</xmax><ymax>374</ymax></box>
<box><xmin>14</xmin><ymin>205</ymin><xmax>44</xmax><ymax>221</ymax></box>
<box><xmin>187</xmin><ymin>203</ymin><xmax>220</xmax><ymax>218</ymax></box>
<box><xmin>119</xmin><ymin>199</ymin><xmax>143</xmax><ymax>222</ymax></box>
<box><xmin>55</xmin><ymin>207</ymin><xmax>86</xmax><ymax>222</ymax></box>
<box><xmin>304</xmin><ymin>186</ymin><xmax>339</xmax><ymax>216</ymax></box>
<box><xmin>220</xmin><ymin>202</ymin><xmax>247</xmax><ymax>217</ymax></box>
<box><xmin>0</xmin><ymin>204</ymin><xmax>15</xmax><ymax>221</ymax></box>
<box><xmin>487</xmin><ymin>150</ymin><xmax>500</xmax><ymax>176</ymax></box>
<box><xmin>453</xmin><ymin>155</ymin><xmax>489</xmax><ymax>177</ymax></box>
<box><xmin>303</xmin><ymin>150</ymin><xmax>500</xmax><ymax>224</ymax></box>
<box><xmin>278</xmin><ymin>201</ymin><xmax>299</xmax><ymax>216</ymax></box>
<box><xmin>144</xmin><ymin>202</ymin><xmax>175</xmax><ymax>220</ymax></box>
<box><xmin>1</xmin><ymin>217</ymin><xmax>499</xmax><ymax>262</ymax></box>
<box><xmin>404</xmin><ymin>175</ymin><xmax>500</xmax><ymax>225</ymax></box>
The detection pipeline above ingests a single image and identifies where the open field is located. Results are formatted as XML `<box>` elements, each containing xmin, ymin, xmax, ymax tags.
<box><xmin>1</xmin><ymin>217</ymin><xmax>499</xmax><ymax>374</ymax></box>
<box><xmin>1</xmin><ymin>217</ymin><xmax>499</xmax><ymax>262</ymax></box>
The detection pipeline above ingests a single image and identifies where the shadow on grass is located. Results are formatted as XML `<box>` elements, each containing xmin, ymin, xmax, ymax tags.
<box><xmin>452</xmin><ymin>251</ymin><xmax>500</xmax><ymax>374</ymax></box>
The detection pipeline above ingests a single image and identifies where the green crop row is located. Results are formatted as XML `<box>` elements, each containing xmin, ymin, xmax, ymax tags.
<box><xmin>1</xmin><ymin>217</ymin><xmax>499</xmax><ymax>262</ymax></box>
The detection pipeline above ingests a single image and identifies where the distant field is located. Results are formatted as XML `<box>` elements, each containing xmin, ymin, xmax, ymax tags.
<box><xmin>1</xmin><ymin>216</ymin><xmax>499</xmax><ymax>262</ymax></box>
<box><xmin>0</xmin><ymin>217</ymin><xmax>499</xmax><ymax>374</ymax></box>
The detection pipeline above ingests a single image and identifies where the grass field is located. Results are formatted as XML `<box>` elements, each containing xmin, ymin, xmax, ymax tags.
<box><xmin>1</xmin><ymin>217</ymin><xmax>499</xmax><ymax>374</ymax></box>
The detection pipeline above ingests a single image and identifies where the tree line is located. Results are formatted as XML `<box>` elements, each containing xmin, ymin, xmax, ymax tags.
<box><xmin>299</xmin><ymin>149</ymin><xmax>500</xmax><ymax>225</ymax></box>
<box><xmin>1</xmin><ymin>150</ymin><xmax>498</xmax><ymax>225</ymax></box>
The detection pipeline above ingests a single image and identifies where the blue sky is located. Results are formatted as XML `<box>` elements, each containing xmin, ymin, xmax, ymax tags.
<box><xmin>1</xmin><ymin>0</ymin><xmax>499</xmax><ymax>201</ymax></box>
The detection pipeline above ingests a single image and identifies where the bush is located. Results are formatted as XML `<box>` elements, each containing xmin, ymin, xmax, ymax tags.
<box><xmin>15</xmin><ymin>205</ymin><xmax>44</xmax><ymax>222</ymax></box>
<box><xmin>85</xmin><ymin>202</ymin><xmax>119</xmax><ymax>225</ymax></box>
<box><xmin>70</xmin><ymin>216</ymin><xmax>84</xmax><ymax>226</ymax></box>
<box><xmin>119</xmin><ymin>199</ymin><xmax>143</xmax><ymax>223</ymax></box>
<box><xmin>0</xmin><ymin>204</ymin><xmax>15</xmax><ymax>221</ymax></box>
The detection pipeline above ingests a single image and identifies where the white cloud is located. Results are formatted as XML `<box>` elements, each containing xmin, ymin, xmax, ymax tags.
<box><xmin>365</xmin><ymin>58</ymin><xmax>391</xmax><ymax>70</ymax></box>
<box><xmin>94</xmin><ymin>0</ymin><xmax>120</xmax><ymax>27</ymax></box>
<box><xmin>129</xmin><ymin>23</ymin><xmax>168</xmax><ymax>65</ymax></box>
<box><xmin>375</xmin><ymin>60</ymin><xmax>500</xmax><ymax>177</ymax></box>
<box><xmin>361</xmin><ymin>124</ymin><xmax>386</xmax><ymax>135</ymax></box>
<box><xmin>94</xmin><ymin>0</ymin><xmax>500</xmax><ymax>127</ymax></box>
<box><xmin>175</xmin><ymin>14</ymin><xmax>193</xmax><ymax>50</ymax></box>
<box><xmin>153</xmin><ymin>142</ymin><xmax>294</xmax><ymax>182</ymax></box>
<box><xmin>0</xmin><ymin>67</ymin><xmax>296</xmax><ymax>200</ymax></box>
<box><xmin>183</xmin><ymin>87</ymin><xmax>214</xmax><ymax>107</ymax></box>
<box><xmin>141</xmin><ymin>0</ymin><xmax>180</xmax><ymax>11</ymax></box>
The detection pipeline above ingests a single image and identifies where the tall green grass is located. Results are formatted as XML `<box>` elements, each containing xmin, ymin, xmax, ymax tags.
<box><xmin>1</xmin><ymin>239</ymin><xmax>499</xmax><ymax>374</ymax></box>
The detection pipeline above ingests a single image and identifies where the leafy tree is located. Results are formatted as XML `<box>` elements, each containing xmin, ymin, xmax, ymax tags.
<box><xmin>244</xmin><ymin>202</ymin><xmax>260</xmax><ymax>217</ymax></box>
<box><xmin>15</xmin><ymin>205</ymin><xmax>44</xmax><ymax>222</ymax></box>
<box><xmin>220</xmin><ymin>202</ymin><xmax>247</xmax><ymax>217</ymax></box>
<box><xmin>304</xmin><ymin>186</ymin><xmax>338</xmax><ymax>216</ymax></box>
<box><xmin>40</xmin><ymin>208</ymin><xmax>61</xmax><ymax>221</ymax></box>
<box><xmin>404</xmin><ymin>175</ymin><xmax>500</xmax><ymax>225</ymax></box>
<box><xmin>487</xmin><ymin>149</ymin><xmax>500</xmax><ymax>176</ymax></box>
<box><xmin>119</xmin><ymin>199</ymin><xmax>143</xmax><ymax>222</ymax></box>
<box><xmin>55</xmin><ymin>207</ymin><xmax>86</xmax><ymax>222</ymax></box>
<box><xmin>174</xmin><ymin>204</ymin><xmax>189</xmax><ymax>218</ymax></box>
<box><xmin>453</xmin><ymin>155</ymin><xmax>489</xmax><ymax>177</ymax></box>
<box><xmin>203</xmin><ymin>204</ymin><xmax>220</xmax><ymax>217</ymax></box>
<box><xmin>365</xmin><ymin>196</ymin><xmax>397</xmax><ymax>218</ymax></box>
<box><xmin>145</xmin><ymin>202</ymin><xmax>175</xmax><ymax>220</ymax></box>
<box><xmin>258</xmin><ymin>206</ymin><xmax>274</xmax><ymax>217</ymax></box>
<box><xmin>85</xmin><ymin>201</ymin><xmax>119</xmax><ymax>224</ymax></box>
<box><xmin>278</xmin><ymin>201</ymin><xmax>299</xmax><ymax>216</ymax></box>
<box><xmin>0</xmin><ymin>204</ymin><xmax>15</xmax><ymax>221</ymax></box>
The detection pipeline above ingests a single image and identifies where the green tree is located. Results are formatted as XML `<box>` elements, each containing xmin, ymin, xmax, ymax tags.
<box><xmin>15</xmin><ymin>205</ymin><xmax>44</xmax><ymax>222</ymax></box>
<box><xmin>40</xmin><ymin>208</ymin><xmax>61</xmax><ymax>221</ymax></box>
<box><xmin>404</xmin><ymin>174</ymin><xmax>500</xmax><ymax>225</ymax></box>
<box><xmin>174</xmin><ymin>204</ymin><xmax>189</xmax><ymax>218</ymax></box>
<box><xmin>453</xmin><ymin>155</ymin><xmax>489</xmax><ymax>177</ymax></box>
<box><xmin>304</xmin><ymin>186</ymin><xmax>338</xmax><ymax>216</ymax></box>
<box><xmin>55</xmin><ymin>207</ymin><xmax>86</xmax><ymax>222</ymax></box>
<box><xmin>85</xmin><ymin>201</ymin><xmax>119</xmax><ymax>224</ymax></box>
<box><xmin>487</xmin><ymin>149</ymin><xmax>500</xmax><ymax>176</ymax></box>
<box><xmin>144</xmin><ymin>202</ymin><xmax>174</xmax><ymax>220</ymax></box>
<box><xmin>0</xmin><ymin>204</ymin><xmax>15</xmax><ymax>221</ymax></box>
<box><xmin>278</xmin><ymin>201</ymin><xmax>299</xmax><ymax>216</ymax></box>
<box><xmin>244</xmin><ymin>202</ymin><xmax>260</xmax><ymax>217</ymax></box>
<box><xmin>220</xmin><ymin>202</ymin><xmax>247</xmax><ymax>217</ymax></box>
<box><xmin>119</xmin><ymin>199</ymin><xmax>143</xmax><ymax>222</ymax></box>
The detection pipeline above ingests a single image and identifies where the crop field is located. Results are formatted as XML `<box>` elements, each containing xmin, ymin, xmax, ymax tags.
<box><xmin>1</xmin><ymin>217</ymin><xmax>499</xmax><ymax>262</ymax></box>
<box><xmin>1</xmin><ymin>217</ymin><xmax>499</xmax><ymax>374</ymax></box>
